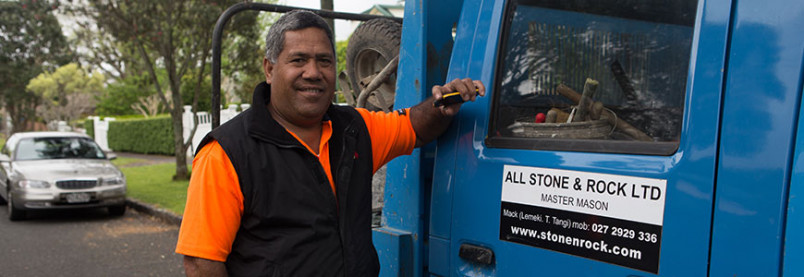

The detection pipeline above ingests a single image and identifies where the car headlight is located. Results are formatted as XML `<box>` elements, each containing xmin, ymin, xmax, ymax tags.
<box><xmin>19</xmin><ymin>180</ymin><xmax>51</xmax><ymax>189</ymax></box>
<box><xmin>101</xmin><ymin>176</ymin><xmax>125</xmax><ymax>186</ymax></box>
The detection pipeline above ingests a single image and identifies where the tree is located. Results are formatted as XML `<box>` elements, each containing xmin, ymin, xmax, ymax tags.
<box><xmin>63</xmin><ymin>4</ymin><xmax>155</xmax><ymax>83</ymax></box>
<box><xmin>73</xmin><ymin>0</ymin><xmax>262</xmax><ymax>180</ymax></box>
<box><xmin>336</xmin><ymin>40</ymin><xmax>348</xmax><ymax>77</ymax></box>
<box><xmin>26</xmin><ymin>63</ymin><xmax>105</xmax><ymax>125</ymax></box>
<box><xmin>71</xmin><ymin>22</ymin><xmax>141</xmax><ymax>81</ymax></box>
<box><xmin>226</xmin><ymin>12</ymin><xmax>278</xmax><ymax>103</ymax></box>
<box><xmin>131</xmin><ymin>94</ymin><xmax>171</xmax><ymax>118</ymax></box>
<box><xmin>38</xmin><ymin>93</ymin><xmax>96</xmax><ymax>127</ymax></box>
<box><xmin>181</xmin><ymin>70</ymin><xmax>213</xmax><ymax>112</ymax></box>
<box><xmin>334</xmin><ymin>40</ymin><xmax>349</xmax><ymax>103</ymax></box>
<box><xmin>0</xmin><ymin>0</ymin><xmax>72</xmax><ymax>133</ymax></box>
<box><xmin>95</xmin><ymin>73</ymin><xmax>157</xmax><ymax>116</ymax></box>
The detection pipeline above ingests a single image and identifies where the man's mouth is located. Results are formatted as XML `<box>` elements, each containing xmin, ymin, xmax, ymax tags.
<box><xmin>297</xmin><ymin>87</ymin><xmax>324</xmax><ymax>94</ymax></box>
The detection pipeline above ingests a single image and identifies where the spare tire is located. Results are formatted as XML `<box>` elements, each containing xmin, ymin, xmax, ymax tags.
<box><xmin>346</xmin><ymin>18</ymin><xmax>402</xmax><ymax>111</ymax></box>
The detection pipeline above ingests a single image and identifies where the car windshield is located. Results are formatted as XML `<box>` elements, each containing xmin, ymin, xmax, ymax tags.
<box><xmin>15</xmin><ymin>137</ymin><xmax>106</xmax><ymax>161</ymax></box>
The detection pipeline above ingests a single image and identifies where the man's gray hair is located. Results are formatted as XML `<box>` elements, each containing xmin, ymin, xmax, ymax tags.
<box><xmin>264</xmin><ymin>10</ymin><xmax>335</xmax><ymax>64</ymax></box>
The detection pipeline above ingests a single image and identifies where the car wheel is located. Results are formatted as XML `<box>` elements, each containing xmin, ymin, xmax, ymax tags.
<box><xmin>0</xmin><ymin>187</ymin><xmax>7</xmax><ymax>205</ymax></box>
<box><xmin>108</xmin><ymin>204</ymin><xmax>126</xmax><ymax>216</ymax></box>
<box><xmin>8</xmin><ymin>191</ymin><xmax>26</xmax><ymax>221</ymax></box>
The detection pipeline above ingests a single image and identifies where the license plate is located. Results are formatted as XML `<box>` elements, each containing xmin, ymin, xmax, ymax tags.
<box><xmin>65</xmin><ymin>193</ymin><xmax>91</xmax><ymax>203</ymax></box>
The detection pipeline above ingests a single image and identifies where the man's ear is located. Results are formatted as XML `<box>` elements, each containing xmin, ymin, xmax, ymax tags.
<box><xmin>262</xmin><ymin>57</ymin><xmax>273</xmax><ymax>84</ymax></box>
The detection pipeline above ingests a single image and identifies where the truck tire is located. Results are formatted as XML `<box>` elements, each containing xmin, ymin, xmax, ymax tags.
<box><xmin>346</xmin><ymin>18</ymin><xmax>402</xmax><ymax>111</ymax></box>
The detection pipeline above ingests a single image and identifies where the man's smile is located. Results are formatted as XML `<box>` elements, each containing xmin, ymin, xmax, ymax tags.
<box><xmin>297</xmin><ymin>85</ymin><xmax>325</xmax><ymax>95</ymax></box>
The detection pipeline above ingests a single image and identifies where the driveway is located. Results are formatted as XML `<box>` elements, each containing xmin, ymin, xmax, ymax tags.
<box><xmin>0</xmin><ymin>207</ymin><xmax>184</xmax><ymax>276</ymax></box>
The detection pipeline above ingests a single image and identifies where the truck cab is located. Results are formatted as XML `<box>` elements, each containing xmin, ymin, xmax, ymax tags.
<box><xmin>373</xmin><ymin>0</ymin><xmax>804</xmax><ymax>276</ymax></box>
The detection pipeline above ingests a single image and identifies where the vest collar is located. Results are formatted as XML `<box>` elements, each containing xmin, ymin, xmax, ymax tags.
<box><xmin>246</xmin><ymin>82</ymin><xmax>332</xmax><ymax>145</ymax></box>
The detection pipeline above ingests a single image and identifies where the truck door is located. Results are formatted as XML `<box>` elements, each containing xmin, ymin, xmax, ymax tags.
<box><xmin>429</xmin><ymin>0</ymin><xmax>730</xmax><ymax>275</ymax></box>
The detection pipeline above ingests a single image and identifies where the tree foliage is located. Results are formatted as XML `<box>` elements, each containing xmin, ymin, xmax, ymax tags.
<box><xmin>71</xmin><ymin>22</ymin><xmax>142</xmax><ymax>81</ymax></box>
<box><xmin>26</xmin><ymin>63</ymin><xmax>105</xmax><ymax>106</ymax></box>
<box><xmin>334</xmin><ymin>40</ymin><xmax>349</xmax><ymax>103</ymax></box>
<box><xmin>181</xmin><ymin>71</ymin><xmax>213</xmax><ymax>112</ymax></box>
<box><xmin>95</xmin><ymin>73</ymin><xmax>157</xmax><ymax>116</ymax></box>
<box><xmin>26</xmin><ymin>63</ymin><xmax>105</xmax><ymax>124</ymax></box>
<box><xmin>69</xmin><ymin>0</ymin><xmax>263</xmax><ymax>180</ymax></box>
<box><xmin>336</xmin><ymin>40</ymin><xmax>348</xmax><ymax>77</ymax></box>
<box><xmin>223</xmin><ymin>11</ymin><xmax>277</xmax><ymax>104</ymax></box>
<box><xmin>0</xmin><ymin>0</ymin><xmax>72</xmax><ymax>133</ymax></box>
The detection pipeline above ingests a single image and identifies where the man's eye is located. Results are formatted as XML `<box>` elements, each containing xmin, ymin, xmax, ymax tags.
<box><xmin>319</xmin><ymin>59</ymin><xmax>333</xmax><ymax>66</ymax></box>
<box><xmin>291</xmin><ymin>58</ymin><xmax>305</xmax><ymax>64</ymax></box>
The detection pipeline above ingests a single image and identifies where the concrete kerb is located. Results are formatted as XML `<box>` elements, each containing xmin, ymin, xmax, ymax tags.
<box><xmin>126</xmin><ymin>198</ymin><xmax>182</xmax><ymax>226</ymax></box>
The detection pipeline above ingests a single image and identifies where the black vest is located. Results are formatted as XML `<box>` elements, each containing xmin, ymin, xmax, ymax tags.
<box><xmin>198</xmin><ymin>82</ymin><xmax>378</xmax><ymax>276</ymax></box>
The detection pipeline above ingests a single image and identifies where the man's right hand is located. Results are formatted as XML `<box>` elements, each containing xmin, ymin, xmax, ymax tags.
<box><xmin>431</xmin><ymin>78</ymin><xmax>486</xmax><ymax>117</ymax></box>
<box><xmin>410</xmin><ymin>78</ymin><xmax>486</xmax><ymax>147</ymax></box>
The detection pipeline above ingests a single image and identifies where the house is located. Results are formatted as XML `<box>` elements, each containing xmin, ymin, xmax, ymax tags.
<box><xmin>347</xmin><ymin>3</ymin><xmax>404</xmax><ymax>38</ymax></box>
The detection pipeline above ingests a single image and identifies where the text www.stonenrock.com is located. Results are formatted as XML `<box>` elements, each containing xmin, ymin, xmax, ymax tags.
<box><xmin>510</xmin><ymin>226</ymin><xmax>642</xmax><ymax>260</ymax></box>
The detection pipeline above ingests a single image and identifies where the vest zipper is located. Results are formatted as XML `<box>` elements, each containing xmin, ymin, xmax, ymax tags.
<box><xmin>337</xmin><ymin>122</ymin><xmax>359</xmax><ymax>275</ymax></box>
<box><xmin>276</xmin><ymin>143</ymin><xmax>340</xmax><ymax>213</ymax></box>
<box><xmin>278</xmin><ymin>119</ymin><xmax>359</xmax><ymax>275</ymax></box>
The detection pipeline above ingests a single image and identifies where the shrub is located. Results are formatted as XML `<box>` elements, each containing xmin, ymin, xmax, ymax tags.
<box><xmin>108</xmin><ymin>115</ymin><xmax>174</xmax><ymax>155</ymax></box>
<box><xmin>85</xmin><ymin>118</ymin><xmax>94</xmax><ymax>139</ymax></box>
<box><xmin>96</xmin><ymin>74</ymin><xmax>155</xmax><ymax>116</ymax></box>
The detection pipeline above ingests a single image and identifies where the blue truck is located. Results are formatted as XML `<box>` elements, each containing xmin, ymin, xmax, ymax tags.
<box><xmin>212</xmin><ymin>0</ymin><xmax>804</xmax><ymax>275</ymax></box>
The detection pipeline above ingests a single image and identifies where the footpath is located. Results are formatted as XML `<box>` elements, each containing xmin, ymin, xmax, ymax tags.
<box><xmin>117</xmin><ymin>152</ymin><xmax>184</xmax><ymax>226</ymax></box>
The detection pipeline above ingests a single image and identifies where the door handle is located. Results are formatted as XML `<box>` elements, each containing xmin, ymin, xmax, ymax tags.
<box><xmin>459</xmin><ymin>243</ymin><xmax>495</xmax><ymax>265</ymax></box>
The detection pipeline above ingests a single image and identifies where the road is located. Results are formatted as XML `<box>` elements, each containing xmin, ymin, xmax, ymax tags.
<box><xmin>0</xmin><ymin>206</ymin><xmax>184</xmax><ymax>277</ymax></box>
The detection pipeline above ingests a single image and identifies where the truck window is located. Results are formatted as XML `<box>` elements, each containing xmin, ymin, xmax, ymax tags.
<box><xmin>487</xmin><ymin>0</ymin><xmax>698</xmax><ymax>155</ymax></box>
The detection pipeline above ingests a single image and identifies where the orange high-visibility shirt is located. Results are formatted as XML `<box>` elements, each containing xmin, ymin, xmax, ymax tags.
<box><xmin>175</xmin><ymin>108</ymin><xmax>416</xmax><ymax>262</ymax></box>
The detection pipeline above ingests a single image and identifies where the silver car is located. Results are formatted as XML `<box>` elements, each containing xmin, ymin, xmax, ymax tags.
<box><xmin>0</xmin><ymin>132</ymin><xmax>126</xmax><ymax>220</ymax></box>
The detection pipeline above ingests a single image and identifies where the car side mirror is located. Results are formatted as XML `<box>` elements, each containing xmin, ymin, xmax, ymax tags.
<box><xmin>106</xmin><ymin>152</ymin><xmax>117</xmax><ymax>161</ymax></box>
<box><xmin>0</xmin><ymin>154</ymin><xmax>10</xmax><ymax>162</ymax></box>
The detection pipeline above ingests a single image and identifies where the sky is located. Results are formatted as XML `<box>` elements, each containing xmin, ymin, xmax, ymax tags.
<box><xmin>278</xmin><ymin>0</ymin><xmax>403</xmax><ymax>41</ymax></box>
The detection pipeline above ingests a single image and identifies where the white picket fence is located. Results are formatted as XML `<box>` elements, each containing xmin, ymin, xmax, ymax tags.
<box><xmin>86</xmin><ymin>117</ymin><xmax>116</xmax><ymax>151</ymax></box>
<box><xmin>183</xmin><ymin>104</ymin><xmax>250</xmax><ymax>156</ymax></box>
<box><xmin>89</xmin><ymin>104</ymin><xmax>249</xmax><ymax>156</ymax></box>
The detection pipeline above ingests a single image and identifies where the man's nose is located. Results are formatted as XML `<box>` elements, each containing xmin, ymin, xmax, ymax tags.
<box><xmin>302</xmin><ymin>61</ymin><xmax>323</xmax><ymax>80</ymax></box>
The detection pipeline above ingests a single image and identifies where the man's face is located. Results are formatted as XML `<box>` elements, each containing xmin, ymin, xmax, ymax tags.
<box><xmin>263</xmin><ymin>27</ymin><xmax>336</xmax><ymax>126</ymax></box>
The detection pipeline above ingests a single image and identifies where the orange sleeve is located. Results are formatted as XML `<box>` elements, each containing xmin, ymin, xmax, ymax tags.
<box><xmin>175</xmin><ymin>141</ymin><xmax>243</xmax><ymax>262</ymax></box>
<box><xmin>356</xmin><ymin>108</ymin><xmax>417</xmax><ymax>173</ymax></box>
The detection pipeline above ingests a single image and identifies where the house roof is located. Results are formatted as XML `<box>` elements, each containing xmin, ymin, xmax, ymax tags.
<box><xmin>361</xmin><ymin>4</ymin><xmax>404</xmax><ymax>17</ymax></box>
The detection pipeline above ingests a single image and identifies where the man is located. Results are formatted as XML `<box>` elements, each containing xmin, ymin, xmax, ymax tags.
<box><xmin>176</xmin><ymin>10</ymin><xmax>484</xmax><ymax>276</ymax></box>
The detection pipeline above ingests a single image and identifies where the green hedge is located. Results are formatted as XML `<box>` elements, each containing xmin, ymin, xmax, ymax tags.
<box><xmin>85</xmin><ymin>119</ymin><xmax>94</xmax><ymax>140</ymax></box>
<box><xmin>108</xmin><ymin>115</ymin><xmax>174</xmax><ymax>155</ymax></box>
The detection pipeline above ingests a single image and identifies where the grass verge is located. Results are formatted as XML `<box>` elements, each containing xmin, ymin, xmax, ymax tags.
<box><xmin>115</xmin><ymin>162</ymin><xmax>189</xmax><ymax>215</ymax></box>
<box><xmin>111</xmin><ymin>156</ymin><xmax>146</xmax><ymax>167</ymax></box>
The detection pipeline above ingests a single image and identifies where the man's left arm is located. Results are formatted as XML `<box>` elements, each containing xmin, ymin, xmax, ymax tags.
<box><xmin>409</xmin><ymin>78</ymin><xmax>486</xmax><ymax>147</ymax></box>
